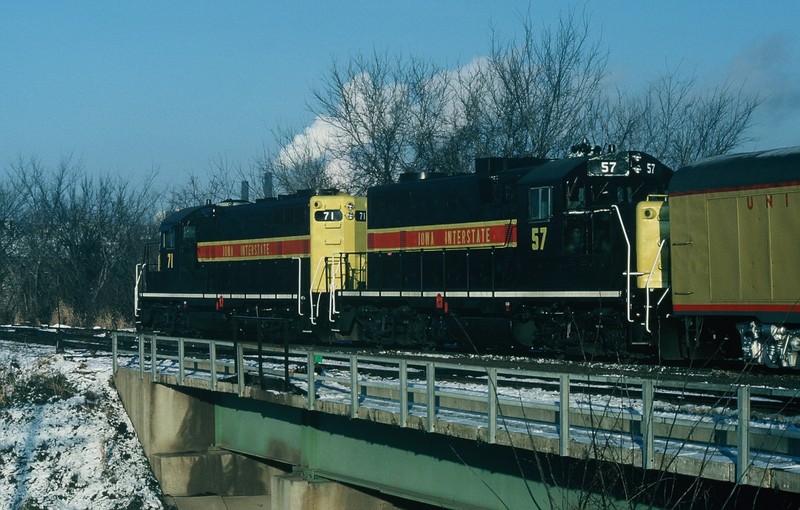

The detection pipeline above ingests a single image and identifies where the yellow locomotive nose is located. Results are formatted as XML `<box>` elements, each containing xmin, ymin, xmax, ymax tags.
<box><xmin>635</xmin><ymin>195</ymin><xmax>669</xmax><ymax>290</ymax></box>
<box><xmin>309</xmin><ymin>194</ymin><xmax>367</xmax><ymax>294</ymax></box>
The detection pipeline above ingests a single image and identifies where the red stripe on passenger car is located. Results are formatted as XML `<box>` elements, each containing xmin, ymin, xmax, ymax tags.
<box><xmin>673</xmin><ymin>303</ymin><xmax>800</xmax><ymax>314</ymax></box>
<box><xmin>669</xmin><ymin>181</ymin><xmax>800</xmax><ymax>197</ymax></box>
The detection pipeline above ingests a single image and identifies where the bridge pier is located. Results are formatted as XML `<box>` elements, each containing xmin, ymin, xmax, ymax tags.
<box><xmin>114</xmin><ymin>368</ymin><xmax>403</xmax><ymax>509</ymax></box>
<box><xmin>271</xmin><ymin>473</ymin><xmax>401</xmax><ymax>509</ymax></box>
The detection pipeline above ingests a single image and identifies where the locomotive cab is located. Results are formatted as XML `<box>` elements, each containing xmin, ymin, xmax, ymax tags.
<box><xmin>157</xmin><ymin>205</ymin><xmax>205</xmax><ymax>274</ymax></box>
<box><xmin>512</xmin><ymin>149</ymin><xmax>672</xmax><ymax>355</ymax></box>
<box><xmin>518</xmin><ymin>150</ymin><xmax>671</xmax><ymax>291</ymax></box>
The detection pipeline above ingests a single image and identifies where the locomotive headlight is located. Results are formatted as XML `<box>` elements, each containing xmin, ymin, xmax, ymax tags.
<box><xmin>346</xmin><ymin>212</ymin><xmax>355</xmax><ymax>220</ymax></box>
<box><xmin>346</xmin><ymin>202</ymin><xmax>355</xmax><ymax>210</ymax></box>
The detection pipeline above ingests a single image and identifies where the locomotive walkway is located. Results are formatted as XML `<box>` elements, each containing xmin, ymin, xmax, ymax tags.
<box><xmin>111</xmin><ymin>332</ymin><xmax>800</xmax><ymax>509</ymax></box>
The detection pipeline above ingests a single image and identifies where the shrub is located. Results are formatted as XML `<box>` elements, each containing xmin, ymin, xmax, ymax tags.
<box><xmin>0</xmin><ymin>358</ymin><xmax>77</xmax><ymax>407</ymax></box>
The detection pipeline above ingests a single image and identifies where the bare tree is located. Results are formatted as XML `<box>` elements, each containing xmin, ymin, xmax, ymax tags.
<box><xmin>0</xmin><ymin>179</ymin><xmax>24</xmax><ymax>322</ymax></box>
<box><xmin>6</xmin><ymin>155</ymin><xmax>158</xmax><ymax>326</ymax></box>
<box><xmin>485</xmin><ymin>9</ymin><xmax>607</xmax><ymax>158</ymax></box>
<box><xmin>308</xmin><ymin>51</ymin><xmax>454</xmax><ymax>191</ymax></box>
<box><xmin>588</xmin><ymin>88</ymin><xmax>648</xmax><ymax>153</ymax></box>
<box><xmin>256</xmin><ymin>127</ymin><xmax>334</xmax><ymax>195</ymax></box>
<box><xmin>165</xmin><ymin>155</ymin><xmax>259</xmax><ymax>210</ymax></box>
<box><xmin>403</xmin><ymin>58</ymin><xmax>454</xmax><ymax>174</ymax></box>
<box><xmin>590</xmin><ymin>69</ymin><xmax>761</xmax><ymax>169</ymax></box>
<box><xmin>309</xmin><ymin>50</ymin><xmax>408</xmax><ymax>191</ymax></box>
<box><xmin>667</xmin><ymin>79</ymin><xmax>761</xmax><ymax>166</ymax></box>
<box><xmin>437</xmin><ymin>60</ymin><xmax>497</xmax><ymax>172</ymax></box>
<box><xmin>9</xmin><ymin>156</ymin><xmax>76</xmax><ymax>323</ymax></box>
<box><xmin>297</xmin><ymin>11</ymin><xmax>608</xmax><ymax>185</ymax></box>
<box><xmin>275</xmin><ymin>9</ymin><xmax>759</xmax><ymax>189</ymax></box>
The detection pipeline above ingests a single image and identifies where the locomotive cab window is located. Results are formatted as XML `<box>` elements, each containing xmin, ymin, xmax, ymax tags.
<box><xmin>163</xmin><ymin>230</ymin><xmax>176</xmax><ymax>249</ymax></box>
<box><xmin>566</xmin><ymin>179</ymin><xmax>585</xmax><ymax>210</ymax></box>
<box><xmin>592</xmin><ymin>214</ymin><xmax>613</xmax><ymax>254</ymax></box>
<box><xmin>528</xmin><ymin>187</ymin><xmax>552</xmax><ymax>222</ymax></box>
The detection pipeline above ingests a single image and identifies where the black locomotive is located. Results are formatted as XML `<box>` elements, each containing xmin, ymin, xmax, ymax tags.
<box><xmin>135</xmin><ymin>144</ymin><xmax>800</xmax><ymax>368</ymax></box>
<box><xmin>136</xmin><ymin>191</ymin><xmax>367</xmax><ymax>337</ymax></box>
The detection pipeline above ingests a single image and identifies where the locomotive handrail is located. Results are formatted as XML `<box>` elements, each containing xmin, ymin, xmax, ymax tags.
<box><xmin>328</xmin><ymin>256</ymin><xmax>337</xmax><ymax>322</ymax></box>
<box><xmin>328</xmin><ymin>253</ymin><xmax>343</xmax><ymax>323</ymax></box>
<box><xmin>309</xmin><ymin>257</ymin><xmax>327</xmax><ymax>325</ymax></box>
<box><xmin>133</xmin><ymin>263</ymin><xmax>146</xmax><ymax>318</ymax></box>
<box><xmin>293</xmin><ymin>257</ymin><xmax>304</xmax><ymax>317</ymax></box>
<box><xmin>503</xmin><ymin>218</ymin><xmax>515</xmax><ymax>247</ymax></box>
<box><xmin>611</xmin><ymin>205</ymin><xmax>634</xmax><ymax>323</ymax></box>
<box><xmin>644</xmin><ymin>239</ymin><xmax>668</xmax><ymax>333</ymax></box>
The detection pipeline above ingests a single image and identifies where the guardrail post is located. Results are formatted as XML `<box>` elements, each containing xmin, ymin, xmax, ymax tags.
<box><xmin>400</xmin><ymin>360</ymin><xmax>408</xmax><ymax>428</ymax></box>
<box><xmin>150</xmin><ymin>335</ymin><xmax>158</xmax><ymax>380</ymax></box>
<box><xmin>737</xmin><ymin>385</ymin><xmax>750</xmax><ymax>485</ymax></box>
<box><xmin>426</xmin><ymin>362</ymin><xmax>435</xmax><ymax>433</ymax></box>
<box><xmin>138</xmin><ymin>334</ymin><xmax>144</xmax><ymax>380</ymax></box>
<box><xmin>642</xmin><ymin>379</ymin><xmax>654</xmax><ymax>470</ymax></box>
<box><xmin>236</xmin><ymin>342</ymin><xmax>245</xmax><ymax>397</ymax></box>
<box><xmin>112</xmin><ymin>332</ymin><xmax>118</xmax><ymax>373</ymax></box>
<box><xmin>488</xmin><ymin>367</ymin><xmax>497</xmax><ymax>444</ymax></box>
<box><xmin>350</xmin><ymin>355</ymin><xmax>358</xmax><ymax>419</ymax></box>
<box><xmin>178</xmin><ymin>337</ymin><xmax>185</xmax><ymax>386</ymax></box>
<box><xmin>257</xmin><ymin>319</ymin><xmax>265</xmax><ymax>389</ymax></box>
<box><xmin>283</xmin><ymin>320</ymin><xmax>291</xmax><ymax>392</ymax></box>
<box><xmin>307</xmin><ymin>352</ymin><xmax>316</xmax><ymax>410</ymax></box>
<box><xmin>210</xmin><ymin>341</ymin><xmax>217</xmax><ymax>392</ymax></box>
<box><xmin>559</xmin><ymin>374</ymin><xmax>570</xmax><ymax>457</ymax></box>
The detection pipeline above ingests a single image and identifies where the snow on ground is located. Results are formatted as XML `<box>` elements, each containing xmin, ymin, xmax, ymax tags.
<box><xmin>0</xmin><ymin>340</ymin><xmax>163</xmax><ymax>509</ymax></box>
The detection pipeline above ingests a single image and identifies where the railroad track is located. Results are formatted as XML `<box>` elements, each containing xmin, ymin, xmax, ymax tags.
<box><xmin>241</xmin><ymin>343</ymin><xmax>800</xmax><ymax>421</ymax></box>
<box><xmin>3</xmin><ymin>326</ymin><xmax>799</xmax><ymax>420</ymax></box>
<box><xmin>0</xmin><ymin>325</ymin><xmax>115</xmax><ymax>352</ymax></box>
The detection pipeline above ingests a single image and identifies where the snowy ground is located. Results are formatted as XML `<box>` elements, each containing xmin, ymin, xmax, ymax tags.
<box><xmin>0</xmin><ymin>340</ymin><xmax>163</xmax><ymax>509</ymax></box>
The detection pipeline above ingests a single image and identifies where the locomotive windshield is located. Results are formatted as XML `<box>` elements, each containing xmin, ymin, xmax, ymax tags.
<box><xmin>163</xmin><ymin>230</ymin><xmax>175</xmax><ymax>249</ymax></box>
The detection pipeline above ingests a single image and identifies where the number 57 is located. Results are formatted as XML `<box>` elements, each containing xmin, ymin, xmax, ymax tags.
<box><xmin>531</xmin><ymin>227</ymin><xmax>548</xmax><ymax>251</ymax></box>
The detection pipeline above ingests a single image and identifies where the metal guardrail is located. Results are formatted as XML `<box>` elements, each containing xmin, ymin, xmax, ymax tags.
<box><xmin>112</xmin><ymin>332</ymin><xmax>800</xmax><ymax>489</ymax></box>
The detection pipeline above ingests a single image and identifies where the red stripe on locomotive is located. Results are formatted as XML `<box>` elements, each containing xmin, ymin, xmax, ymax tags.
<box><xmin>197</xmin><ymin>237</ymin><xmax>310</xmax><ymax>261</ymax></box>
<box><xmin>368</xmin><ymin>221</ymin><xmax>517</xmax><ymax>251</ymax></box>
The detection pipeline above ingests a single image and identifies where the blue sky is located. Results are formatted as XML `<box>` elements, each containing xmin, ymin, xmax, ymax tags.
<box><xmin>1</xmin><ymin>1</ymin><xmax>798</xmax><ymax>185</ymax></box>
